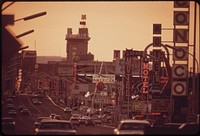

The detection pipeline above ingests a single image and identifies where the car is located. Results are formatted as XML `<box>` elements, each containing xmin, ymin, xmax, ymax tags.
<box><xmin>34</xmin><ymin>117</ymin><xmax>51</xmax><ymax>128</ymax></box>
<box><xmin>18</xmin><ymin>105</ymin><xmax>25</xmax><ymax>111</ymax></box>
<box><xmin>70</xmin><ymin>117</ymin><xmax>80</xmax><ymax>127</ymax></box>
<box><xmin>49</xmin><ymin>113</ymin><xmax>56</xmax><ymax>119</ymax></box>
<box><xmin>2</xmin><ymin>117</ymin><xmax>15</xmax><ymax>130</ymax></box>
<box><xmin>64</xmin><ymin>107</ymin><xmax>72</xmax><ymax>113</ymax></box>
<box><xmin>93</xmin><ymin>118</ymin><xmax>102</xmax><ymax>125</ymax></box>
<box><xmin>7</xmin><ymin>98</ymin><xmax>13</xmax><ymax>104</ymax></box>
<box><xmin>21</xmin><ymin>108</ymin><xmax>30</xmax><ymax>115</ymax></box>
<box><xmin>178</xmin><ymin>122</ymin><xmax>199</xmax><ymax>135</ymax></box>
<box><xmin>113</xmin><ymin>119</ymin><xmax>151</xmax><ymax>135</ymax></box>
<box><xmin>85</xmin><ymin>118</ymin><xmax>95</xmax><ymax>127</ymax></box>
<box><xmin>79</xmin><ymin>116</ymin><xmax>89</xmax><ymax>125</ymax></box>
<box><xmin>71</xmin><ymin>114</ymin><xmax>81</xmax><ymax>119</ymax></box>
<box><xmin>32</xmin><ymin>98</ymin><xmax>42</xmax><ymax>105</ymax></box>
<box><xmin>132</xmin><ymin>115</ymin><xmax>145</xmax><ymax>120</ymax></box>
<box><xmin>6</xmin><ymin>104</ymin><xmax>15</xmax><ymax>109</ymax></box>
<box><xmin>8</xmin><ymin>109</ymin><xmax>17</xmax><ymax>116</ymax></box>
<box><xmin>35</xmin><ymin>119</ymin><xmax>77</xmax><ymax>135</ymax></box>
<box><xmin>53</xmin><ymin>115</ymin><xmax>62</xmax><ymax>120</ymax></box>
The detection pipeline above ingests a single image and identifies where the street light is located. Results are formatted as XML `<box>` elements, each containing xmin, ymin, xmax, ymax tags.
<box><xmin>14</xmin><ymin>11</ymin><xmax>47</xmax><ymax>22</ymax></box>
<box><xmin>16</xmin><ymin>29</ymin><xmax>34</xmax><ymax>38</ymax></box>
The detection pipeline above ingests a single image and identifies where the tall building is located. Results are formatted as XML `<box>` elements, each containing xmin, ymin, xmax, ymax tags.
<box><xmin>65</xmin><ymin>14</ymin><xmax>94</xmax><ymax>62</ymax></box>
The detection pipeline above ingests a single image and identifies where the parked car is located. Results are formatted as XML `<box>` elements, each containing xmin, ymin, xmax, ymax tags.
<box><xmin>6</xmin><ymin>98</ymin><xmax>13</xmax><ymax>104</ymax></box>
<box><xmin>71</xmin><ymin>114</ymin><xmax>81</xmax><ymax>118</ymax></box>
<box><xmin>70</xmin><ymin>117</ymin><xmax>80</xmax><ymax>127</ymax></box>
<box><xmin>49</xmin><ymin>113</ymin><xmax>56</xmax><ymax>119</ymax></box>
<box><xmin>18</xmin><ymin>105</ymin><xmax>25</xmax><ymax>111</ymax></box>
<box><xmin>35</xmin><ymin>119</ymin><xmax>77</xmax><ymax>135</ymax></box>
<box><xmin>34</xmin><ymin>117</ymin><xmax>51</xmax><ymax>128</ymax></box>
<box><xmin>8</xmin><ymin>109</ymin><xmax>17</xmax><ymax>116</ymax></box>
<box><xmin>79</xmin><ymin>116</ymin><xmax>89</xmax><ymax>125</ymax></box>
<box><xmin>6</xmin><ymin>104</ymin><xmax>15</xmax><ymax>109</ymax></box>
<box><xmin>53</xmin><ymin>115</ymin><xmax>62</xmax><ymax>120</ymax></box>
<box><xmin>113</xmin><ymin>119</ymin><xmax>151</xmax><ymax>135</ymax></box>
<box><xmin>64</xmin><ymin>107</ymin><xmax>72</xmax><ymax>113</ymax></box>
<box><xmin>85</xmin><ymin>118</ymin><xmax>95</xmax><ymax>127</ymax></box>
<box><xmin>93</xmin><ymin>118</ymin><xmax>102</xmax><ymax>125</ymax></box>
<box><xmin>178</xmin><ymin>122</ymin><xmax>199</xmax><ymax>135</ymax></box>
<box><xmin>32</xmin><ymin>98</ymin><xmax>42</xmax><ymax>105</ymax></box>
<box><xmin>2</xmin><ymin>117</ymin><xmax>15</xmax><ymax>130</ymax></box>
<box><xmin>21</xmin><ymin>108</ymin><xmax>30</xmax><ymax>115</ymax></box>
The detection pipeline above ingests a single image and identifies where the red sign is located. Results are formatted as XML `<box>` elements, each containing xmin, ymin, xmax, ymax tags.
<box><xmin>142</xmin><ymin>62</ymin><xmax>149</xmax><ymax>94</ymax></box>
<box><xmin>124</xmin><ymin>49</ymin><xmax>133</xmax><ymax>98</ymax></box>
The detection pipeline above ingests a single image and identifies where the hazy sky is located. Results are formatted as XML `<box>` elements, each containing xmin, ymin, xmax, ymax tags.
<box><xmin>2</xmin><ymin>1</ymin><xmax>199</xmax><ymax>63</ymax></box>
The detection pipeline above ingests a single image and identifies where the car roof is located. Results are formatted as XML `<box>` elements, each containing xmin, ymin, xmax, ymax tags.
<box><xmin>2</xmin><ymin>117</ymin><xmax>14</xmax><ymax>120</ymax></box>
<box><xmin>120</xmin><ymin>119</ymin><xmax>150</xmax><ymax>124</ymax></box>
<box><xmin>40</xmin><ymin>119</ymin><xmax>70</xmax><ymax>123</ymax></box>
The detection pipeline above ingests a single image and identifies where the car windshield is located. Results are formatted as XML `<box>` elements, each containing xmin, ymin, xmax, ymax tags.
<box><xmin>120</xmin><ymin>123</ymin><xmax>149</xmax><ymax>130</ymax></box>
<box><xmin>40</xmin><ymin>122</ymin><xmax>73</xmax><ymax>130</ymax></box>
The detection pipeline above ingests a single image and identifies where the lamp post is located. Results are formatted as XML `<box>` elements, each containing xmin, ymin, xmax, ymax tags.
<box><xmin>14</xmin><ymin>11</ymin><xmax>47</xmax><ymax>22</ymax></box>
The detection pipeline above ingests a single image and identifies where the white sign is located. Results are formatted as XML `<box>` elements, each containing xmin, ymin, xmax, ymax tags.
<box><xmin>172</xmin><ymin>81</ymin><xmax>187</xmax><ymax>96</ymax></box>
<box><xmin>173</xmin><ymin>46</ymin><xmax>188</xmax><ymax>60</ymax></box>
<box><xmin>172</xmin><ymin>64</ymin><xmax>187</xmax><ymax>78</ymax></box>
<box><xmin>151</xmin><ymin>99</ymin><xmax>170</xmax><ymax>112</ymax></box>
<box><xmin>92</xmin><ymin>74</ymin><xmax>115</xmax><ymax>83</ymax></box>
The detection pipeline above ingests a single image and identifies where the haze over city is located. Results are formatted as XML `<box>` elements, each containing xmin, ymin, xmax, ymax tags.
<box><xmin>3</xmin><ymin>1</ymin><xmax>199</xmax><ymax>62</ymax></box>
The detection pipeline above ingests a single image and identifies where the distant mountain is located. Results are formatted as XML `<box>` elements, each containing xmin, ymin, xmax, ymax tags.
<box><xmin>36</xmin><ymin>56</ymin><xmax>66</xmax><ymax>64</ymax></box>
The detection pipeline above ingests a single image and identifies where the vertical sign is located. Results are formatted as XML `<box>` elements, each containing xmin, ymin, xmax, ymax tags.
<box><xmin>73</xmin><ymin>63</ymin><xmax>77</xmax><ymax>81</ymax></box>
<box><xmin>172</xmin><ymin>1</ymin><xmax>189</xmax><ymax>96</ymax></box>
<box><xmin>142</xmin><ymin>58</ymin><xmax>149</xmax><ymax>94</ymax></box>
<box><xmin>124</xmin><ymin>49</ymin><xmax>133</xmax><ymax>99</ymax></box>
<box><xmin>113</xmin><ymin>50</ymin><xmax>120</xmax><ymax>60</ymax></box>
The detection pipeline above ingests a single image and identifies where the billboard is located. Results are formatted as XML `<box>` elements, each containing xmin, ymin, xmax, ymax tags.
<box><xmin>92</xmin><ymin>74</ymin><xmax>115</xmax><ymax>84</ymax></box>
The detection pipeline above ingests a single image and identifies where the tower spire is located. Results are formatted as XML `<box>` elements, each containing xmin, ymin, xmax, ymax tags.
<box><xmin>80</xmin><ymin>14</ymin><xmax>86</xmax><ymax>28</ymax></box>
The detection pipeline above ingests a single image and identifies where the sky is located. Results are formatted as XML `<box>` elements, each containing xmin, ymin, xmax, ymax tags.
<box><xmin>1</xmin><ymin>1</ymin><xmax>199</xmax><ymax>65</ymax></box>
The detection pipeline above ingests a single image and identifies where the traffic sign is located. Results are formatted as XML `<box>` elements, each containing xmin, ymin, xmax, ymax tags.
<box><xmin>172</xmin><ymin>81</ymin><xmax>187</xmax><ymax>96</ymax></box>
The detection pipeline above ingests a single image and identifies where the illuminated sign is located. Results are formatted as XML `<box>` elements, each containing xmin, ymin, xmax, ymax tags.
<box><xmin>172</xmin><ymin>81</ymin><xmax>187</xmax><ymax>96</ymax></box>
<box><xmin>151</xmin><ymin>99</ymin><xmax>170</xmax><ymax>112</ymax></box>
<box><xmin>153</xmin><ymin>36</ymin><xmax>161</xmax><ymax>47</ymax></box>
<box><xmin>173</xmin><ymin>29</ymin><xmax>189</xmax><ymax>43</ymax></box>
<box><xmin>92</xmin><ymin>74</ymin><xmax>115</xmax><ymax>84</ymax></box>
<box><xmin>153</xmin><ymin>24</ymin><xmax>161</xmax><ymax>34</ymax></box>
<box><xmin>174</xmin><ymin>1</ymin><xmax>189</xmax><ymax>8</ymax></box>
<box><xmin>124</xmin><ymin>49</ymin><xmax>133</xmax><ymax>97</ymax></box>
<box><xmin>142</xmin><ymin>60</ymin><xmax>149</xmax><ymax>94</ymax></box>
<box><xmin>173</xmin><ymin>46</ymin><xmax>188</xmax><ymax>60</ymax></box>
<box><xmin>172</xmin><ymin>64</ymin><xmax>187</xmax><ymax>78</ymax></box>
<box><xmin>23</xmin><ymin>51</ymin><xmax>36</xmax><ymax>58</ymax></box>
<box><xmin>174</xmin><ymin>11</ymin><xmax>189</xmax><ymax>25</ymax></box>
<box><xmin>73</xmin><ymin>63</ymin><xmax>77</xmax><ymax>81</ymax></box>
